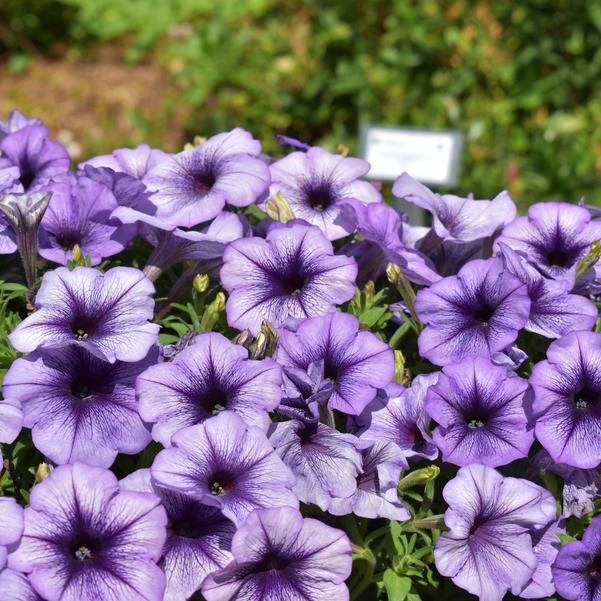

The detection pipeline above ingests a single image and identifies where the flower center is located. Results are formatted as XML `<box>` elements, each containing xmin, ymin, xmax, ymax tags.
<box><xmin>472</xmin><ymin>303</ymin><xmax>496</xmax><ymax>327</ymax></box>
<box><xmin>323</xmin><ymin>360</ymin><xmax>339</xmax><ymax>381</ymax></box>
<box><xmin>71</xmin><ymin>316</ymin><xmax>96</xmax><ymax>341</ymax></box>
<box><xmin>69</xmin><ymin>536</ymin><xmax>99</xmax><ymax>562</ymax></box>
<box><xmin>467</xmin><ymin>419</ymin><xmax>485</xmax><ymax>429</ymax></box>
<box><xmin>259</xmin><ymin>552</ymin><xmax>288</xmax><ymax>571</ymax></box>
<box><xmin>546</xmin><ymin>247</ymin><xmax>576</xmax><ymax>269</ymax></box>
<box><xmin>280</xmin><ymin>272</ymin><xmax>305</xmax><ymax>296</ymax></box>
<box><xmin>208</xmin><ymin>470</ymin><xmax>234</xmax><ymax>496</ymax></box>
<box><xmin>304</xmin><ymin>182</ymin><xmax>336</xmax><ymax>212</ymax></box>
<box><xmin>71</xmin><ymin>381</ymin><xmax>93</xmax><ymax>400</ymax></box>
<box><xmin>171</xmin><ymin>514</ymin><xmax>206</xmax><ymax>539</ymax></box>
<box><xmin>574</xmin><ymin>388</ymin><xmax>599</xmax><ymax>410</ymax></box>
<box><xmin>192</xmin><ymin>166</ymin><xmax>217</xmax><ymax>196</ymax></box>
<box><xmin>587</xmin><ymin>556</ymin><xmax>601</xmax><ymax>580</ymax></box>
<box><xmin>18</xmin><ymin>164</ymin><xmax>35</xmax><ymax>190</ymax></box>
<box><xmin>196</xmin><ymin>387</ymin><xmax>229</xmax><ymax>416</ymax></box>
<box><xmin>55</xmin><ymin>232</ymin><xmax>81</xmax><ymax>252</ymax></box>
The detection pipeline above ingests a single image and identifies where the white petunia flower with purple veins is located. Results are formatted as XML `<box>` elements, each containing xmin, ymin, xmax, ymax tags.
<box><xmin>2</xmin><ymin>345</ymin><xmax>159</xmax><ymax>467</ymax></box>
<box><xmin>9</xmin><ymin>266</ymin><xmax>160</xmax><ymax>363</ymax></box>
<box><xmin>498</xmin><ymin>242</ymin><xmax>598</xmax><ymax>338</ymax></box>
<box><xmin>121</xmin><ymin>468</ymin><xmax>235</xmax><ymax>601</ymax></box>
<box><xmin>0</xmin><ymin>496</ymin><xmax>24</xmax><ymax>570</ymax></box>
<box><xmin>434</xmin><ymin>464</ymin><xmax>557</xmax><ymax>601</ymax></box>
<box><xmin>137</xmin><ymin>332</ymin><xmax>281</xmax><ymax>444</ymax></box>
<box><xmin>356</xmin><ymin>377</ymin><xmax>439</xmax><ymax>461</ymax></box>
<box><xmin>81</xmin><ymin>143</ymin><xmax>170</xmax><ymax>179</ymax></box>
<box><xmin>530</xmin><ymin>330</ymin><xmax>601</xmax><ymax>468</ymax></box>
<box><xmin>267</xmin><ymin>146</ymin><xmax>381</xmax><ymax>240</ymax></box>
<box><xmin>0</xmin><ymin>398</ymin><xmax>23</xmax><ymax>465</ymax></box>
<box><xmin>220</xmin><ymin>220</ymin><xmax>357</xmax><ymax>335</ymax></box>
<box><xmin>9</xmin><ymin>463</ymin><xmax>168</xmax><ymax>601</ymax></box>
<box><xmin>202</xmin><ymin>506</ymin><xmax>352</xmax><ymax>601</ymax></box>
<box><xmin>276</xmin><ymin>311</ymin><xmax>395</xmax><ymax>415</ymax></box>
<box><xmin>495</xmin><ymin>201</ymin><xmax>601</xmax><ymax>282</ymax></box>
<box><xmin>425</xmin><ymin>356</ymin><xmax>533</xmax><ymax>467</ymax></box>
<box><xmin>144</xmin><ymin>128</ymin><xmax>271</xmax><ymax>228</ymax></box>
<box><xmin>0</xmin><ymin>109</ymin><xmax>42</xmax><ymax>141</ymax></box>
<box><xmin>329</xmin><ymin>440</ymin><xmax>410</xmax><ymax>521</ymax></box>
<box><xmin>415</xmin><ymin>257</ymin><xmax>531</xmax><ymax>366</ymax></box>
<box><xmin>151</xmin><ymin>411</ymin><xmax>298</xmax><ymax>527</ymax></box>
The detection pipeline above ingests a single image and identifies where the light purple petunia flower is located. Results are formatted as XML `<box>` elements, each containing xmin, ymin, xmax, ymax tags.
<box><xmin>425</xmin><ymin>356</ymin><xmax>533</xmax><ymax>467</ymax></box>
<box><xmin>415</xmin><ymin>257</ymin><xmax>531</xmax><ymax>366</ymax></box>
<box><xmin>144</xmin><ymin>128</ymin><xmax>270</xmax><ymax>228</ymax></box>
<box><xmin>0</xmin><ymin>568</ymin><xmax>41</xmax><ymax>601</ymax></box>
<box><xmin>0</xmin><ymin>125</ymin><xmax>70</xmax><ymax>193</ymax></box>
<box><xmin>329</xmin><ymin>440</ymin><xmax>410</xmax><ymax>521</ymax></box>
<box><xmin>498</xmin><ymin>242</ymin><xmax>598</xmax><ymax>338</ymax></box>
<box><xmin>530</xmin><ymin>330</ymin><xmax>601</xmax><ymax>468</ymax></box>
<box><xmin>0</xmin><ymin>212</ymin><xmax>17</xmax><ymax>254</ymax></box>
<box><xmin>0</xmin><ymin>398</ymin><xmax>23</xmax><ymax>465</ymax></box>
<box><xmin>495</xmin><ymin>201</ymin><xmax>601</xmax><ymax>281</ymax></box>
<box><xmin>8</xmin><ymin>463</ymin><xmax>167</xmax><ymax>601</ymax></box>
<box><xmin>435</xmin><ymin>464</ymin><xmax>556</xmax><ymax>601</ymax></box>
<box><xmin>2</xmin><ymin>346</ymin><xmax>158</xmax><ymax>467</ymax></box>
<box><xmin>202</xmin><ymin>506</ymin><xmax>352</xmax><ymax>601</ymax></box>
<box><xmin>9</xmin><ymin>266</ymin><xmax>160</xmax><ymax>363</ymax></box>
<box><xmin>0</xmin><ymin>496</ymin><xmax>24</xmax><ymax>570</ymax></box>
<box><xmin>221</xmin><ymin>220</ymin><xmax>357</xmax><ymax>335</ymax></box>
<box><xmin>268</xmin><ymin>146</ymin><xmax>381</xmax><ymax>240</ymax></box>
<box><xmin>276</xmin><ymin>311</ymin><xmax>394</xmax><ymax>415</ymax></box>
<box><xmin>151</xmin><ymin>411</ymin><xmax>298</xmax><ymax>527</ymax></box>
<box><xmin>138</xmin><ymin>332</ymin><xmax>281</xmax><ymax>445</ymax></box>
<box><xmin>121</xmin><ymin>468</ymin><xmax>235</xmax><ymax>601</ymax></box>
<box><xmin>81</xmin><ymin>143</ymin><xmax>170</xmax><ymax>179</ymax></box>
<box><xmin>269</xmin><ymin>418</ymin><xmax>365</xmax><ymax>511</ymax></box>
<box><xmin>356</xmin><ymin>377</ymin><xmax>439</xmax><ymax>462</ymax></box>
<box><xmin>552</xmin><ymin>514</ymin><xmax>601</xmax><ymax>601</ymax></box>
<box><xmin>0</xmin><ymin>109</ymin><xmax>42</xmax><ymax>141</ymax></box>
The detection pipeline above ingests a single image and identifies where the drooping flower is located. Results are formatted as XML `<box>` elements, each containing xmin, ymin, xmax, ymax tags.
<box><xmin>276</xmin><ymin>311</ymin><xmax>394</xmax><ymax>415</ymax></box>
<box><xmin>0</xmin><ymin>110</ymin><xmax>42</xmax><ymax>141</ymax></box>
<box><xmin>81</xmin><ymin>143</ymin><xmax>170</xmax><ymax>179</ymax></box>
<box><xmin>121</xmin><ymin>468</ymin><xmax>235</xmax><ymax>601</ymax></box>
<box><xmin>0</xmin><ymin>496</ymin><xmax>24</xmax><ymax>569</ymax></box>
<box><xmin>424</xmin><ymin>356</ymin><xmax>533</xmax><ymax>467</ymax></box>
<box><xmin>268</xmin><ymin>146</ymin><xmax>381</xmax><ymax>240</ymax></box>
<box><xmin>329</xmin><ymin>440</ymin><xmax>410</xmax><ymax>521</ymax></box>
<box><xmin>220</xmin><ymin>220</ymin><xmax>357</xmax><ymax>334</ymax></box>
<box><xmin>201</xmin><ymin>506</ymin><xmax>352</xmax><ymax>601</ymax></box>
<box><xmin>0</xmin><ymin>125</ymin><xmax>70</xmax><ymax>193</ymax></box>
<box><xmin>552</xmin><ymin>514</ymin><xmax>601</xmax><ymax>601</ymax></box>
<box><xmin>151</xmin><ymin>411</ymin><xmax>298</xmax><ymax>527</ymax></box>
<box><xmin>415</xmin><ymin>257</ymin><xmax>531</xmax><ymax>366</ymax></box>
<box><xmin>8</xmin><ymin>463</ymin><xmax>168</xmax><ymax>601</ymax></box>
<box><xmin>495</xmin><ymin>201</ymin><xmax>601</xmax><ymax>281</ymax></box>
<box><xmin>144</xmin><ymin>128</ymin><xmax>270</xmax><ymax>227</ymax></box>
<box><xmin>137</xmin><ymin>332</ymin><xmax>281</xmax><ymax>445</ymax></box>
<box><xmin>2</xmin><ymin>345</ymin><xmax>158</xmax><ymax>467</ymax></box>
<box><xmin>0</xmin><ymin>398</ymin><xmax>23</xmax><ymax>465</ymax></box>
<box><xmin>269</xmin><ymin>418</ymin><xmax>365</xmax><ymax>510</ymax></box>
<box><xmin>9</xmin><ymin>266</ymin><xmax>160</xmax><ymax>363</ymax></box>
<box><xmin>530</xmin><ymin>330</ymin><xmax>601</xmax><ymax>468</ymax></box>
<box><xmin>0</xmin><ymin>569</ymin><xmax>41</xmax><ymax>601</ymax></box>
<box><xmin>356</xmin><ymin>376</ymin><xmax>439</xmax><ymax>461</ymax></box>
<box><xmin>435</xmin><ymin>464</ymin><xmax>556</xmax><ymax>601</ymax></box>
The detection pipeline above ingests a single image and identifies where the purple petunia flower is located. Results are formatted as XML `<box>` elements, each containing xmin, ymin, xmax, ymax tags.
<box><xmin>329</xmin><ymin>440</ymin><xmax>410</xmax><ymax>521</ymax></box>
<box><xmin>0</xmin><ymin>496</ymin><xmax>24</xmax><ymax>569</ymax></box>
<box><xmin>151</xmin><ymin>411</ymin><xmax>298</xmax><ymax>527</ymax></box>
<box><xmin>202</xmin><ymin>506</ymin><xmax>352</xmax><ymax>601</ymax></box>
<box><xmin>2</xmin><ymin>346</ymin><xmax>158</xmax><ymax>467</ymax></box>
<box><xmin>356</xmin><ymin>377</ymin><xmax>439</xmax><ymax>462</ymax></box>
<box><xmin>495</xmin><ymin>201</ymin><xmax>601</xmax><ymax>281</ymax></box>
<box><xmin>9</xmin><ymin>462</ymin><xmax>167</xmax><ymax>601</ymax></box>
<box><xmin>530</xmin><ymin>330</ymin><xmax>601</xmax><ymax>468</ymax></box>
<box><xmin>269</xmin><ymin>419</ymin><xmax>365</xmax><ymax>510</ymax></box>
<box><xmin>0</xmin><ymin>212</ymin><xmax>17</xmax><ymax>254</ymax></box>
<box><xmin>0</xmin><ymin>110</ymin><xmax>42</xmax><ymax>141</ymax></box>
<box><xmin>435</xmin><ymin>464</ymin><xmax>556</xmax><ymax>601</ymax></box>
<box><xmin>9</xmin><ymin>266</ymin><xmax>160</xmax><ymax>363</ymax></box>
<box><xmin>220</xmin><ymin>220</ymin><xmax>357</xmax><ymax>335</ymax></box>
<box><xmin>276</xmin><ymin>311</ymin><xmax>394</xmax><ymax>415</ymax></box>
<box><xmin>0</xmin><ymin>568</ymin><xmax>41</xmax><ymax>601</ymax></box>
<box><xmin>415</xmin><ymin>257</ymin><xmax>531</xmax><ymax>366</ymax></box>
<box><xmin>552</xmin><ymin>514</ymin><xmax>601</xmax><ymax>601</ymax></box>
<box><xmin>0</xmin><ymin>125</ymin><xmax>70</xmax><ymax>193</ymax></box>
<box><xmin>144</xmin><ymin>128</ymin><xmax>270</xmax><ymax>228</ymax></box>
<box><xmin>81</xmin><ymin>143</ymin><xmax>170</xmax><ymax>180</ymax></box>
<box><xmin>0</xmin><ymin>398</ymin><xmax>23</xmax><ymax>465</ymax></box>
<box><xmin>268</xmin><ymin>146</ymin><xmax>381</xmax><ymax>240</ymax></box>
<box><xmin>424</xmin><ymin>356</ymin><xmax>533</xmax><ymax>467</ymax></box>
<box><xmin>121</xmin><ymin>468</ymin><xmax>235</xmax><ymax>601</ymax></box>
<box><xmin>137</xmin><ymin>332</ymin><xmax>281</xmax><ymax>444</ymax></box>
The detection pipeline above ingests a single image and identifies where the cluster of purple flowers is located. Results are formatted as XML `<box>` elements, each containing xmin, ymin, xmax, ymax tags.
<box><xmin>1</xmin><ymin>108</ymin><xmax>601</xmax><ymax>601</ymax></box>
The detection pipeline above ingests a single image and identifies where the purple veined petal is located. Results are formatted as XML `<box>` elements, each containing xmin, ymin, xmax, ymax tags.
<box><xmin>80</xmin><ymin>144</ymin><xmax>171</xmax><ymax>179</ymax></box>
<box><xmin>0</xmin><ymin>109</ymin><xmax>43</xmax><ymax>141</ymax></box>
<box><xmin>0</xmin><ymin>497</ymin><xmax>24</xmax><ymax>570</ymax></box>
<box><xmin>0</xmin><ymin>568</ymin><xmax>42</xmax><ymax>600</ymax></box>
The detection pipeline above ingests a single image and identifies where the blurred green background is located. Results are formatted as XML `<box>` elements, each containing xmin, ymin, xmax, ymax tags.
<box><xmin>1</xmin><ymin>0</ymin><xmax>601</xmax><ymax>209</ymax></box>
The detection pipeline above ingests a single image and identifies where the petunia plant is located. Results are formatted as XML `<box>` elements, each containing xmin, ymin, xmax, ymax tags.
<box><xmin>0</xmin><ymin>110</ymin><xmax>601</xmax><ymax>601</ymax></box>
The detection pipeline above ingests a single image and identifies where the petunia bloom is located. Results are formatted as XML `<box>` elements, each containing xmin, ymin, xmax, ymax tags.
<box><xmin>276</xmin><ymin>311</ymin><xmax>394</xmax><ymax>415</ymax></box>
<box><xmin>9</xmin><ymin>266</ymin><xmax>160</xmax><ymax>363</ymax></box>
<box><xmin>435</xmin><ymin>464</ymin><xmax>556</xmax><ymax>601</ymax></box>
<box><xmin>530</xmin><ymin>330</ymin><xmax>601</xmax><ymax>468</ymax></box>
<box><xmin>0</xmin><ymin>568</ymin><xmax>41</xmax><ymax>601</ymax></box>
<box><xmin>221</xmin><ymin>220</ymin><xmax>357</xmax><ymax>334</ymax></box>
<box><xmin>268</xmin><ymin>146</ymin><xmax>381</xmax><ymax>240</ymax></box>
<box><xmin>121</xmin><ymin>468</ymin><xmax>235</xmax><ymax>601</ymax></box>
<box><xmin>144</xmin><ymin>128</ymin><xmax>270</xmax><ymax>228</ymax></box>
<box><xmin>137</xmin><ymin>332</ymin><xmax>281</xmax><ymax>445</ymax></box>
<box><xmin>0</xmin><ymin>496</ymin><xmax>24</xmax><ymax>569</ymax></box>
<box><xmin>3</xmin><ymin>346</ymin><xmax>158</xmax><ymax>467</ymax></box>
<box><xmin>9</xmin><ymin>462</ymin><xmax>168</xmax><ymax>601</ymax></box>
<box><xmin>0</xmin><ymin>109</ymin><xmax>42</xmax><ymax>141</ymax></box>
<box><xmin>81</xmin><ymin>143</ymin><xmax>170</xmax><ymax>180</ymax></box>
<box><xmin>0</xmin><ymin>398</ymin><xmax>23</xmax><ymax>465</ymax></box>
<box><xmin>151</xmin><ymin>411</ymin><xmax>298</xmax><ymax>527</ymax></box>
<box><xmin>415</xmin><ymin>257</ymin><xmax>530</xmax><ymax>366</ymax></box>
<box><xmin>202</xmin><ymin>506</ymin><xmax>352</xmax><ymax>601</ymax></box>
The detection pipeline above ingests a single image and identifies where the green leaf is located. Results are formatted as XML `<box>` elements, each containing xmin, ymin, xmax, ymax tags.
<box><xmin>382</xmin><ymin>570</ymin><xmax>411</xmax><ymax>601</ymax></box>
